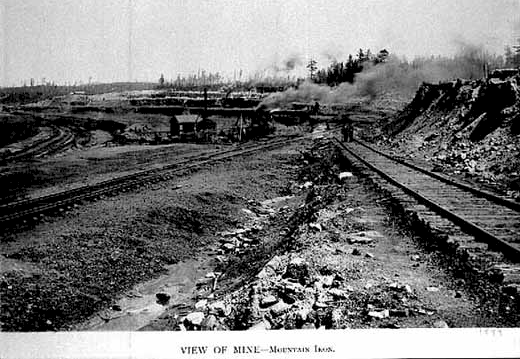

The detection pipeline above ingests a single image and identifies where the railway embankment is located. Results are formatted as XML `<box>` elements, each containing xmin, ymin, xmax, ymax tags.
<box><xmin>380</xmin><ymin>73</ymin><xmax>520</xmax><ymax>200</ymax></box>
<box><xmin>147</xmin><ymin>137</ymin><xmax>519</xmax><ymax>331</ymax></box>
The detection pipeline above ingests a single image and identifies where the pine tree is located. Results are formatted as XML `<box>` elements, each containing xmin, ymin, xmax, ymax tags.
<box><xmin>307</xmin><ymin>59</ymin><xmax>318</xmax><ymax>80</ymax></box>
<box><xmin>158</xmin><ymin>74</ymin><xmax>165</xmax><ymax>87</ymax></box>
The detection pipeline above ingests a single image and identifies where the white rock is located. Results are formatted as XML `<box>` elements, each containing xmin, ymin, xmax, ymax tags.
<box><xmin>270</xmin><ymin>301</ymin><xmax>290</xmax><ymax>317</ymax></box>
<box><xmin>209</xmin><ymin>301</ymin><xmax>229</xmax><ymax>316</ymax></box>
<box><xmin>347</xmin><ymin>230</ymin><xmax>384</xmax><ymax>244</ymax></box>
<box><xmin>296</xmin><ymin>308</ymin><xmax>311</xmax><ymax>322</ymax></box>
<box><xmin>303</xmin><ymin>181</ymin><xmax>313</xmax><ymax>188</ymax></box>
<box><xmin>249</xmin><ymin>320</ymin><xmax>271</xmax><ymax>330</ymax></box>
<box><xmin>433</xmin><ymin>320</ymin><xmax>449</xmax><ymax>328</ymax></box>
<box><xmin>195</xmin><ymin>299</ymin><xmax>208</xmax><ymax>310</ymax></box>
<box><xmin>426</xmin><ymin>286</ymin><xmax>440</xmax><ymax>292</ymax></box>
<box><xmin>309</xmin><ymin>222</ymin><xmax>322</xmax><ymax>231</ymax></box>
<box><xmin>328</xmin><ymin>288</ymin><xmax>348</xmax><ymax>299</ymax></box>
<box><xmin>338</xmin><ymin>172</ymin><xmax>354</xmax><ymax>180</ymax></box>
<box><xmin>241</xmin><ymin>208</ymin><xmax>256</xmax><ymax>216</ymax></box>
<box><xmin>389</xmin><ymin>282</ymin><xmax>412</xmax><ymax>294</ymax></box>
<box><xmin>260</xmin><ymin>295</ymin><xmax>279</xmax><ymax>308</ymax></box>
<box><xmin>330</xmin><ymin>308</ymin><xmax>343</xmax><ymax>327</ymax></box>
<box><xmin>368</xmin><ymin>310</ymin><xmax>389</xmax><ymax>319</ymax></box>
<box><xmin>313</xmin><ymin>302</ymin><xmax>328</xmax><ymax>309</ymax></box>
<box><xmin>222</xmin><ymin>243</ymin><xmax>235</xmax><ymax>251</ymax></box>
<box><xmin>185</xmin><ymin>312</ymin><xmax>205</xmax><ymax>326</ymax></box>
<box><xmin>317</xmin><ymin>275</ymin><xmax>335</xmax><ymax>287</ymax></box>
<box><xmin>201</xmin><ymin>314</ymin><xmax>219</xmax><ymax>330</ymax></box>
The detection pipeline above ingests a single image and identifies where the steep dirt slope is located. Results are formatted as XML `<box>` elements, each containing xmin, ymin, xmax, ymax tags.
<box><xmin>382</xmin><ymin>74</ymin><xmax>520</xmax><ymax>199</ymax></box>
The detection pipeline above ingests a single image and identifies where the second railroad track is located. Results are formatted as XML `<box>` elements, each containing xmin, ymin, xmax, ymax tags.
<box><xmin>0</xmin><ymin>135</ymin><xmax>309</xmax><ymax>228</ymax></box>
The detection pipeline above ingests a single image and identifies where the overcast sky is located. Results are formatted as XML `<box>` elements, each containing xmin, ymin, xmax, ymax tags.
<box><xmin>1</xmin><ymin>0</ymin><xmax>519</xmax><ymax>86</ymax></box>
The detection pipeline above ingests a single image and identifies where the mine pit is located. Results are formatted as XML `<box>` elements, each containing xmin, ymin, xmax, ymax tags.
<box><xmin>1</xmin><ymin>55</ymin><xmax>519</xmax><ymax>337</ymax></box>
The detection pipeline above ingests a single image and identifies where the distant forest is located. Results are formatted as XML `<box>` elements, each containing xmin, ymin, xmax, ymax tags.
<box><xmin>313</xmin><ymin>49</ymin><xmax>390</xmax><ymax>86</ymax></box>
<box><xmin>1</xmin><ymin>38</ymin><xmax>518</xmax><ymax>105</ymax></box>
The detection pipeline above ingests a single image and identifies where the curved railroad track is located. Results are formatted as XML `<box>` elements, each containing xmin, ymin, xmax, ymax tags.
<box><xmin>333</xmin><ymin>137</ymin><xmax>520</xmax><ymax>262</ymax></box>
<box><xmin>0</xmin><ymin>125</ymin><xmax>75</xmax><ymax>164</ymax></box>
<box><xmin>0</xmin><ymin>134</ymin><xmax>309</xmax><ymax>228</ymax></box>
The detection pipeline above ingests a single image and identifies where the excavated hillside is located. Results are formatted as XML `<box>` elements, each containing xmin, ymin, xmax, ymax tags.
<box><xmin>382</xmin><ymin>73</ymin><xmax>520</xmax><ymax>200</ymax></box>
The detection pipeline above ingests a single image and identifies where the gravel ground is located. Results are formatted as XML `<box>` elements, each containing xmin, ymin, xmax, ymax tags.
<box><xmin>0</xmin><ymin>136</ymin><xmax>309</xmax><ymax>331</ymax></box>
<box><xmin>140</xmin><ymin>137</ymin><xmax>520</xmax><ymax>331</ymax></box>
<box><xmin>1</xmin><ymin>127</ymin><xmax>517</xmax><ymax>332</ymax></box>
<box><xmin>0</xmin><ymin>142</ymin><xmax>222</xmax><ymax>201</ymax></box>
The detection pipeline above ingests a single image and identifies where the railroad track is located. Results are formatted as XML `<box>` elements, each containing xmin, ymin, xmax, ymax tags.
<box><xmin>0</xmin><ymin>134</ymin><xmax>308</xmax><ymax>227</ymax></box>
<box><xmin>0</xmin><ymin>125</ymin><xmax>74</xmax><ymax>164</ymax></box>
<box><xmin>333</xmin><ymin>137</ymin><xmax>520</xmax><ymax>262</ymax></box>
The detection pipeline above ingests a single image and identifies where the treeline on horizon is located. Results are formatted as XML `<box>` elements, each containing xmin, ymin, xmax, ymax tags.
<box><xmin>314</xmin><ymin>39</ymin><xmax>519</xmax><ymax>87</ymax></box>
<box><xmin>1</xmin><ymin>39</ymin><xmax>519</xmax><ymax>105</ymax></box>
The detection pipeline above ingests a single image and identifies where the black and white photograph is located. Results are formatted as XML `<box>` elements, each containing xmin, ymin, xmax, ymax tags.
<box><xmin>1</xmin><ymin>1</ymin><xmax>519</xmax><ymax>358</ymax></box>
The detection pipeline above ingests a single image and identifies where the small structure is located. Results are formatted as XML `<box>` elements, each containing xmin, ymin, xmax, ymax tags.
<box><xmin>170</xmin><ymin>114</ymin><xmax>197</xmax><ymax>141</ymax></box>
<box><xmin>170</xmin><ymin>114</ymin><xmax>216</xmax><ymax>142</ymax></box>
<box><xmin>488</xmin><ymin>68</ymin><xmax>519</xmax><ymax>80</ymax></box>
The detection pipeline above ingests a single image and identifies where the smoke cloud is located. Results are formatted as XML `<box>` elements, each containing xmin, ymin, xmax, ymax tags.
<box><xmin>261</xmin><ymin>43</ymin><xmax>507</xmax><ymax>109</ymax></box>
<box><xmin>283</xmin><ymin>54</ymin><xmax>303</xmax><ymax>71</ymax></box>
<box><xmin>267</xmin><ymin>53</ymin><xmax>304</xmax><ymax>74</ymax></box>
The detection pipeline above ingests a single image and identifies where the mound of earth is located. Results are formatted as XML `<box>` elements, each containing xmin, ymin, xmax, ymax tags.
<box><xmin>382</xmin><ymin>73</ymin><xmax>520</xmax><ymax>199</ymax></box>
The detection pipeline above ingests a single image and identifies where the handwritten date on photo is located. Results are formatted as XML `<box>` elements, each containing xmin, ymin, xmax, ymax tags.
<box><xmin>180</xmin><ymin>345</ymin><xmax>335</xmax><ymax>355</ymax></box>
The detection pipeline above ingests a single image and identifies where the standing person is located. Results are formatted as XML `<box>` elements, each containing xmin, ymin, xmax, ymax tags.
<box><xmin>312</xmin><ymin>101</ymin><xmax>320</xmax><ymax>115</ymax></box>
<box><xmin>342</xmin><ymin>115</ymin><xmax>353</xmax><ymax>142</ymax></box>
<box><xmin>342</xmin><ymin>122</ymin><xmax>349</xmax><ymax>142</ymax></box>
<box><xmin>348</xmin><ymin>120</ymin><xmax>354</xmax><ymax>142</ymax></box>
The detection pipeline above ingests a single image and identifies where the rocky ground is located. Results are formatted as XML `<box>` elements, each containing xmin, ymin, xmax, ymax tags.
<box><xmin>1</xmin><ymin>121</ymin><xmax>518</xmax><ymax>332</ymax></box>
<box><xmin>374</xmin><ymin>74</ymin><xmax>520</xmax><ymax>200</ymax></box>
<box><xmin>0</xmin><ymin>132</ymin><xmax>308</xmax><ymax>331</ymax></box>
<box><xmin>143</xmin><ymin>135</ymin><xmax>519</xmax><ymax>331</ymax></box>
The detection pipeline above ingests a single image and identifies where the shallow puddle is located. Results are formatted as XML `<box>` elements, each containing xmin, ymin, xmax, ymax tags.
<box><xmin>75</xmin><ymin>255</ymin><xmax>215</xmax><ymax>331</ymax></box>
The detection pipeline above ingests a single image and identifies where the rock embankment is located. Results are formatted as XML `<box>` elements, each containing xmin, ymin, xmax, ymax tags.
<box><xmin>382</xmin><ymin>74</ymin><xmax>520</xmax><ymax>199</ymax></box>
<box><xmin>159</xmin><ymin>140</ymin><xmax>516</xmax><ymax>331</ymax></box>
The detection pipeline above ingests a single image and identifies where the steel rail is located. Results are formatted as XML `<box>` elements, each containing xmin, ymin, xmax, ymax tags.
<box><xmin>354</xmin><ymin>139</ymin><xmax>520</xmax><ymax>212</ymax></box>
<box><xmin>1</xmin><ymin>126</ymin><xmax>74</xmax><ymax>163</ymax></box>
<box><xmin>333</xmin><ymin>138</ymin><xmax>520</xmax><ymax>261</ymax></box>
<box><xmin>0</xmin><ymin>135</ymin><xmax>307</xmax><ymax>225</ymax></box>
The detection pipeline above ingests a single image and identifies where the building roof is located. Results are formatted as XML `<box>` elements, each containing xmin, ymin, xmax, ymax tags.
<box><xmin>173</xmin><ymin>114</ymin><xmax>200</xmax><ymax>123</ymax></box>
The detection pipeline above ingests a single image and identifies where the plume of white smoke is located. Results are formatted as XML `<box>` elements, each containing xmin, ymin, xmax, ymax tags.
<box><xmin>260</xmin><ymin>81</ymin><xmax>333</xmax><ymax>108</ymax></box>
<box><xmin>283</xmin><ymin>54</ymin><xmax>303</xmax><ymax>71</ymax></box>
<box><xmin>267</xmin><ymin>53</ymin><xmax>304</xmax><ymax>74</ymax></box>
<box><xmin>260</xmin><ymin>43</ymin><xmax>506</xmax><ymax>109</ymax></box>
